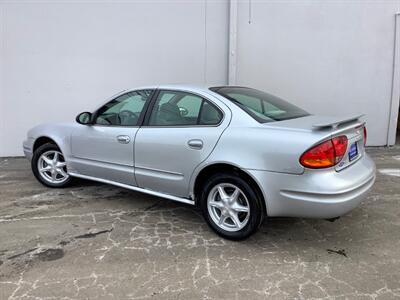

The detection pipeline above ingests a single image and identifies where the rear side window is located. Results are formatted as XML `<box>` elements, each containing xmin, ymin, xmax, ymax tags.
<box><xmin>148</xmin><ymin>90</ymin><xmax>222</xmax><ymax>126</ymax></box>
<box><xmin>176</xmin><ymin>95</ymin><xmax>202</xmax><ymax>119</ymax></box>
<box><xmin>199</xmin><ymin>101</ymin><xmax>223</xmax><ymax>125</ymax></box>
<box><xmin>210</xmin><ymin>87</ymin><xmax>308</xmax><ymax>123</ymax></box>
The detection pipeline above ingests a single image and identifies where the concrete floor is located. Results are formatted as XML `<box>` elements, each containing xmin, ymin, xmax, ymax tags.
<box><xmin>0</xmin><ymin>148</ymin><xmax>399</xmax><ymax>300</ymax></box>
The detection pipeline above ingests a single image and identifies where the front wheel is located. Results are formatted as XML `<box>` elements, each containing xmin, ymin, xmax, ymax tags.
<box><xmin>31</xmin><ymin>143</ymin><xmax>72</xmax><ymax>188</ymax></box>
<box><xmin>200</xmin><ymin>173</ymin><xmax>265</xmax><ymax>240</ymax></box>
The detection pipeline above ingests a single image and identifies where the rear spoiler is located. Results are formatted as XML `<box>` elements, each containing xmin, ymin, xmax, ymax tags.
<box><xmin>312</xmin><ymin>114</ymin><xmax>364</xmax><ymax>129</ymax></box>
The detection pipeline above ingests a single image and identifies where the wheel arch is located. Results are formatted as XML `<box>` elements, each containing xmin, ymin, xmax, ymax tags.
<box><xmin>192</xmin><ymin>162</ymin><xmax>268</xmax><ymax>215</ymax></box>
<box><xmin>33</xmin><ymin>136</ymin><xmax>62</xmax><ymax>153</ymax></box>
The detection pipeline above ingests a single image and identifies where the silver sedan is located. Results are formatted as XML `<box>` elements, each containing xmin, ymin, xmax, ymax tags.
<box><xmin>23</xmin><ymin>85</ymin><xmax>376</xmax><ymax>240</ymax></box>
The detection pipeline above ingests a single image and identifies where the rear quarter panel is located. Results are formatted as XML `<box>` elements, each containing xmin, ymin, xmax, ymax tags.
<box><xmin>203</xmin><ymin>125</ymin><xmax>327</xmax><ymax>174</ymax></box>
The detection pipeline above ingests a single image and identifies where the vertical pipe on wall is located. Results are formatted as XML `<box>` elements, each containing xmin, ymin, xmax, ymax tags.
<box><xmin>387</xmin><ymin>12</ymin><xmax>400</xmax><ymax>146</ymax></box>
<box><xmin>203</xmin><ymin>0</ymin><xmax>208</xmax><ymax>85</ymax></box>
<box><xmin>248</xmin><ymin>0</ymin><xmax>252</xmax><ymax>24</ymax></box>
<box><xmin>228</xmin><ymin>0</ymin><xmax>238</xmax><ymax>85</ymax></box>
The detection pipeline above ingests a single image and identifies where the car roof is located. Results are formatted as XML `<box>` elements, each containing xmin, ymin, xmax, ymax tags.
<box><xmin>131</xmin><ymin>84</ymin><xmax>254</xmax><ymax>93</ymax></box>
<box><xmin>128</xmin><ymin>84</ymin><xmax>211</xmax><ymax>93</ymax></box>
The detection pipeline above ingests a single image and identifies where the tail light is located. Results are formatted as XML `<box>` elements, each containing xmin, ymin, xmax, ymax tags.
<box><xmin>363</xmin><ymin>126</ymin><xmax>367</xmax><ymax>146</ymax></box>
<box><xmin>300</xmin><ymin>135</ymin><xmax>348</xmax><ymax>169</ymax></box>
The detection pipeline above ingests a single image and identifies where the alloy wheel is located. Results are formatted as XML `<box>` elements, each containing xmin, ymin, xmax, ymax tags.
<box><xmin>37</xmin><ymin>150</ymin><xmax>69</xmax><ymax>184</ymax></box>
<box><xmin>207</xmin><ymin>183</ymin><xmax>250</xmax><ymax>232</ymax></box>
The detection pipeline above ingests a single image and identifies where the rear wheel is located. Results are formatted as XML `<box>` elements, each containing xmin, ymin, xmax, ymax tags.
<box><xmin>31</xmin><ymin>143</ymin><xmax>72</xmax><ymax>188</ymax></box>
<box><xmin>200</xmin><ymin>173</ymin><xmax>264</xmax><ymax>240</ymax></box>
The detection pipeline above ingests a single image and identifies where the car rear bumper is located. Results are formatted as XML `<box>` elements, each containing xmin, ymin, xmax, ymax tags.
<box><xmin>247</xmin><ymin>153</ymin><xmax>376</xmax><ymax>219</ymax></box>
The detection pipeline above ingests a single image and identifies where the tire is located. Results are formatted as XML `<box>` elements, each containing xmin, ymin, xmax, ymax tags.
<box><xmin>31</xmin><ymin>143</ymin><xmax>72</xmax><ymax>188</ymax></box>
<box><xmin>199</xmin><ymin>173</ymin><xmax>265</xmax><ymax>240</ymax></box>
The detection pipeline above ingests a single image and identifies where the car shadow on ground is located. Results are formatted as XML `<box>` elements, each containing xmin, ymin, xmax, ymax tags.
<box><xmin>66</xmin><ymin>179</ymin><xmax>363</xmax><ymax>253</ymax></box>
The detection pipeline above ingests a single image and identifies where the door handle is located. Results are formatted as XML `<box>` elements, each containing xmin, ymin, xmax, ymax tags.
<box><xmin>117</xmin><ymin>135</ymin><xmax>131</xmax><ymax>144</ymax></box>
<box><xmin>187</xmin><ymin>139</ymin><xmax>203</xmax><ymax>150</ymax></box>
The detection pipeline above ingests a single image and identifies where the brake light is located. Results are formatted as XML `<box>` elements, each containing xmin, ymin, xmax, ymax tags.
<box><xmin>332</xmin><ymin>136</ymin><xmax>348</xmax><ymax>163</ymax></box>
<box><xmin>300</xmin><ymin>135</ymin><xmax>348</xmax><ymax>169</ymax></box>
<box><xmin>363</xmin><ymin>126</ymin><xmax>367</xmax><ymax>146</ymax></box>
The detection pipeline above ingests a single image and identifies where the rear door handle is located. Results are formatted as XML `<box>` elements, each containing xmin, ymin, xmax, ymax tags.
<box><xmin>188</xmin><ymin>139</ymin><xmax>203</xmax><ymax>150</ymax></box>
<box><xmin>117</xmin><ymin>135</ymin><xmax>131</xmax><ymax>144</ymax></box>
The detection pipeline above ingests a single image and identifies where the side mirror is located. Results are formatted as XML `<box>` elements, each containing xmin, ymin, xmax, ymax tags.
<box><xmin>76</xmin><ymin>112</ymin><xmax>93</xmax><ymax>125</ymax></box>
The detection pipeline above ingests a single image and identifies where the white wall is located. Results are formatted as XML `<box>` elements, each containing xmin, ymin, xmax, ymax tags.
<box><xmin>234</xmin><ymin>0</ymin><xmax>400</xmax><ymax>146</ymax></box>
<box><xmin>1</xmin><ymin>0</ymin><xmax>399</xmax><ymax>156</ymax></box>
<box><xmin>0</xmin><ymin>0</ymin><xmax>229</xmax><ymax>156</ymax></box>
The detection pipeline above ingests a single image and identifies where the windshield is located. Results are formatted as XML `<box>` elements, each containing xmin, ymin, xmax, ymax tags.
<box><xmin>210</xmin><ymin>87</ymin><xmax>309</xmax><ymax>123</ymax></box>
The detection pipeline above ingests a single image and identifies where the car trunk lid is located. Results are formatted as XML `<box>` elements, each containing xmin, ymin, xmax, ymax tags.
<box><xmin>263</xmin><ymin>114</ymin><xmax>366</xmax><ymax>171</ymax></box>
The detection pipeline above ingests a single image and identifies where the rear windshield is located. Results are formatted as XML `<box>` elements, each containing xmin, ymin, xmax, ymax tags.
<box><xmin>210</xmin><ymin>87</ymin><xmax>309</xmax><ymax>123</ymax></box>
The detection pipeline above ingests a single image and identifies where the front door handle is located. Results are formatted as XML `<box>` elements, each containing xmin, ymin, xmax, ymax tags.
<box><xmin>117</xmin><ymin>135</ymin><xmax>131</xmax><ymax>144</ymax></box>
<box><xmin>188</xmin><ymin>139</ymin><xmax>203</xmax><ymax>150</ymax></box>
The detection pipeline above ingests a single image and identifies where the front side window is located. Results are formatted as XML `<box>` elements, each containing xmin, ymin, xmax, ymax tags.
<box><xmin>148</xmin><ymin>90</ymin><xmax>222</xmax><ymax>126</ymax></box>
<box><xmin>210</xmin><ymin>87</ymin><xmax>309</xmax><ymax>123</ymax></box>
<box><xmin>95</xmin><ymin>90</ymin><xmax>153</xmax><ymax>126</ymax></box>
